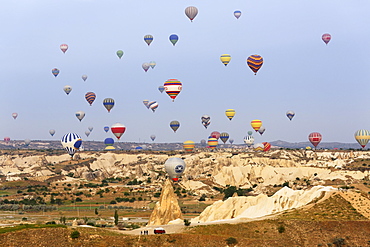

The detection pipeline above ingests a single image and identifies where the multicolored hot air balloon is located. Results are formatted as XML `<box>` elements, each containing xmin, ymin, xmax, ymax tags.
<box><xmin>116</xmin><ymin>50</ymin><xmax>124</xmax><ymax>59</ymax></box>
<box><xmin>158</xmin><ymin>86</ymin><xmax>165</xmax><ymax>93</ymax></box>
<box><xmin>220</xmin><ymin>54</ymin><xmax>231</xmax><ymax>66</ymax></box>
<box><xmin>234</xmin><ymin>10</ymin><xmax>241</xmax><ymax>19</ymax></box>
<box><xmin>220</xmin><ymin>132</ymin><xmax>229</xmax><ymax>144</ymax></box>
<box><xmin>104</xmin><ymin>126</ymin><xmax>109</xmax><ymax>133</ymax></box>
<box><xmin>258</xmin><ymin>126</ymin><xmax>265</xmax><ymax>135</ymax></box>
<box><xmin>150</xmin><ymin>135</ymin><xmax>156</xmax><ymax>141</ymax></box>
<box><xmin>211</xmin><ymin>131</ymin><xmax>220</xmax><ymax>140</ymax></box>
<box><xmin>111</xmin><ymin>123</ymin><xmax>126</xmax><ymax>140</ymax></box>
<box><xmin>82</xmin><ymin>75</ymin><xmax>88</xmax><ymax>81</ymax></box>
<box><xmin>170</xmin><ymin>120</ymin><xmax>180</xmax><ymax>132</ymax></box>
<box><xmin>142</xmin><ymin>63</ymin><xmax>150</xmax><ymax>72</ymax></box>
<box><xmin>169</xmin><ymin>34</ymin><xmax>179</xmax><ymax>46</ymax></box>
<box><xmin>308</xmin><ymin>132</ymin><xmax>322</xmax><ymax>148</ymax></box>
<box><xmin>104</xmin><ymin>137</ymin><xmax>115</xmax><ymax>150</ymax></box>
<box><xmin>164</xmin><ymin>79</ymin><xmax>182</xmax><ymax>101</ymax></box>
<box><xmin>103</xmin><ymin>98</ymin><xmax>115</xmax><ymax>112</ymax></box>
<box><xmin>61</xmin><ymin>133</ymin><xmax>82</xmax><ymax>158</ymax></box>
<box><xmin>286</xmin><ymin>111</ymin><xmax>295</xmax><ymax>121</ymax></box>
<box><xmin>322</xmin><ymin>33</ymin><xmax>331</xmax><ymax>45</ymax></box>
<box><xmin>60</xmin><ymin>44</ymin><xmax>68</xmax><ymax>53</ymax></box>
<box><xmin>225</xmin><ymin>109</ymin><xmax>235</xmax><ymax>120</ymax></box>
<box><xmin>143</xmin><ymin>100</ymin><xmax>149</xmax><ymax>109</ymax></box>
<box><xmin>185</xmin><ymin>6</ymin><xmax>198</xmax><ymax>22</ymax></box>
<box><xmin>75</xmin><ymin>111</ymin><xmax>85</xmax><ymax>122</ymax></box>
<box><xmin>201</xmin><ymin>115</ymin><xmax>211</xmax><ymax>129</ymax></box>
<box><xmin>354</xmin><ymin>129</ymin><xmax>370</xmax><ymax>148</ymax></box>
<box><xmin>148</xmin><ymin>101</ymin><xmax>158</xmax><ymax>112</ymax></box>
<box><xmin>254</xmin><ymin>143</ymin><xmax>264</xmax><ymax>152</ymax></box>
<box><xmin>85</xmin><ymin>92</ymin><xmax>96</xmax><ymax>106</ymax></box>
<box><xmin>149</xmin><ymin>61</ymin><xmax>156</xmax><ymax>69</ymax></box>
<box><xmin>247</xmin><ymin>55</ymin><xmax>263</xmax><ymax>75</ymax></box>
<box><xmin>262</xmin><ymin>142</ymin><xmax>271</xmax><ymax>152</ymax></box>
<box><xmin>12</xmin><ymin>113</ymin><xmax>18</xmax><ymax>119</ymax></box>
<box><xmin>52</xmin><ymin>68</ymin><xmax>60</xmax><ymax>77</ymax></box>
<box><xmin>49</xmin><ymin>129</ymin><xmax>55</xmax><ymax>136</ymax></box>
<box><xmin>208</xmin><ymin>137</ymin><xmax>218</xmax><ymax>149</ymax></box>
<box><xmin>251</xmin><ymin>120</ymin><xmax>262</xmax><ymax>131</ymax></box>
<box><xmin>63</xmin><ymin>85</ymin><xmax>72</xmax><ymax>95</ymax></box>
<box><xmin>183</xmin><ymin>140</ymin><xmax>195</xmax><ymax>152</ymax></box>
<box><xmin>164</xmin><ymin>157</ymin><xmax>186</xmax><ymax>182</ymax></box>
<box><xmin>144</xmin><ymin>35</ymin><xmax>153</xmax><ymax>46</ymax></box>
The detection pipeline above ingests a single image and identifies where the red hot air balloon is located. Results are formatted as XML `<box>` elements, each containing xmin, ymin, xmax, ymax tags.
<box><xmin>308</xmin><ymin>132</ymin><xmax>322</xmax><ymax>148</ymax></box>
<box><xmin>111</xmin><ymin>123</ymin><xmax>126</xmax><ymax>140</ymax></box>
<box><xmin>60</xmin><ymin>44</ymin><xmax>68</xmax><ymax>53</ymax></box>
<box><xmin>262</xmin><ymin>142</ymin><xmax>271</xmax><ymax>152</ymax></box>
<box><xmin>210</xmin><ymin>131</ymin><xmax>220</xmax><ymax>140</ymax></box>
<box><xmin>322</xmin><ymin>33</ymin><xmax>331</xmax><ymax>45</ymax></box>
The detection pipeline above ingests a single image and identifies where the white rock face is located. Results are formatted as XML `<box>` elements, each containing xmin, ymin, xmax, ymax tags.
<box><xmin>191</xmin><ymin>186</ymin><xmax>335</xmax><ymax>223</ymax></box>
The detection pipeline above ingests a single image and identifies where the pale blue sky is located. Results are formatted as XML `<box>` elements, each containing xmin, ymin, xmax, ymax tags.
<box><xmin>1</xmin><ymin>0</ymin><xmax>369</xmax><ymax>144</ymax></box>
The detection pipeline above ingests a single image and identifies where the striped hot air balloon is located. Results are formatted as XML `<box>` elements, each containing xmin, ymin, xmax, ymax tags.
<box><xmin>225</xmin><ymin>109</ymin><xmax>235</xmax><ymax>120</ymax></box>
<box><xmin>169</xmin><ymin>34</ymin><xmax>179</xmax><ymax>46</ymax></box>
<box><xmin>254</xmin><ymin>143</ymin><xmax>264</xmax><ymax>152</ymax></box>
<box><xmin>262</xmin><ymin>142</ymin><xmax>271</xmax><ymax>152</ymax></box>
<box><xmin>85</xmin><ymin>92</ymin><xmax>96</xmax><ymax>106</ymax></box>
<box><xmin>144</xmin><ymin>35</ymin><xmax>153</xmax><ymax>46</ymax></box>
<box><xmin>148</xmin><ymin>101</ymin><xmax>158</xmax><ymax>112</ymax></box>
<box><xmin>220</xmin><ymin>132</ymin><xmax>229</xmax><ymax>144</ymax></box>
<box><xmin>354</xmin><ymin>129</ymin><xmax>370</xmax><ymax>148</ymax></box>
<box><xmin>183</xmin><ymin>140</ymin><xmax>195</xmax><ymax>152</ymax></box>
<box><xmin>286</xmin><ymin>111</ymin><xmax>295</xmax><ymax>121</ymax></box>
<box><xmin>143</xmin><ymin>100</ymin><xmax>150</xmax><ymax>109</ymax></box>
<box><xmin>60</xmin><ymin>44</ymin><xmax>68</xmax><ymax>53</ymax></box>
<box><xmin>322</xmin><ymin>33</ymin><xmax>331</xmax><ymax>45</ymax></box>
<box><xmin>251</xmin><ymin>120</ymin><xmax>262</xmax><ymax>131</ymax></box>
<box><xmin>61</xmin><ymin>133</ymin><xmax>82</xmax><ymax>158</ymax></box>
<box><xmin>208</xmin><ymin>137</ymin><xmax>218</xmax><ymax>149</ymax></box>
<box><xmin>111</xmin><ymin>123</ymin><xmax>126</xmax><ymax>140</ymax></box>
<box><xmin>234</xmin><ymin>10</ymin><xmax>242</xmax><ymax>19</ymax></box>
<box><xmin>185</xmin><ymin>6</ymin><xmax>198</xmax><ymax>22</ymax></box>
<box><xmin>170</xmin><ymin>120</ymin><xmax>180</xmax><ymax>132</ymax></box>
<box><xmin>164</xmin><ymin>79</ymin><xmax>182</xmax><ymax>101</ymax></box>
<box><xmin>247</xmin><ymin>55</ymin><xmax>263</xmax><ymax>75</ymax></box>
<box><xmin>52</xmin><ymin>68</ymin><xmax>59</xmax><ymax>77</ymax></box>
<box><xmin>103</xmin><ymin>98</ymin><xmax>115</xmax><ymax>112</ymax></box>
<box><xmin>308</xmin><ymin>132</ymin><xmax>322</xmax><ymax>148</ymax></box>
<box><xmin>220</xmin><ymin>54</ymin><xmax>231</xmax><ymax>66</ymax></box>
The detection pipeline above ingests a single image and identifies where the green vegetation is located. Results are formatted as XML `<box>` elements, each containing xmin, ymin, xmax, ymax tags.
<box><xmin>0</xmin><ymin>224</ymin><xmax>66</xmax><ymax>234</ymax></box>
<box><xmin>70</xmin><ymin>230</ymin><xmax>80</xmax><ymax>239</ymax></box>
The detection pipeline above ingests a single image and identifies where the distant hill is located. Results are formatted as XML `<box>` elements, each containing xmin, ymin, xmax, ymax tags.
<box><xmin>270</xmin><ymin>140</ymin><xmax>362</xmax><ymax>150</ymax></box>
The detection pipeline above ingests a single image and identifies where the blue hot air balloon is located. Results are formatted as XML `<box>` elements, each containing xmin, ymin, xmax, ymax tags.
<box><xmin>169</xmin><ymin>34</ymin><xmax>179</xmax><ymax>46</ymax></box>
<box><xmin>104</xmin><ymin>126</ymin><xmax>109</xmax><ymax>133</ymax></box>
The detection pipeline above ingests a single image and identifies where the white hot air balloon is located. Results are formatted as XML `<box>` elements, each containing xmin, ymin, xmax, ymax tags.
<box><xmin>82</xmin><ymin>75</ymin><xmax>88</xmax><ymax>81</ymax></box>
<box><xmin>244</xmin><ymin>135</ymin><xmax>254</xmax><ymax>147</ymax></box>
<box><xmin>49</xmin><ymin>129</ymin><xmax>55</xmax><ymax>136</ymax></box>
<box><xmin>142</xmin><ymin>63</ymin><xmax>150</xmax><ymax>72</ymax></box>
<box><xmin>164</xmin><ymin>157</ymin><xmax>186</xmax><ymax>182</ymax></box>
<box><xmin>88</xmin><ymin>126</ymin><xmax>93</xmax><ymax>132</ymax></box>
<box><xmin>63</xmin><ymin>85</ymin><xmax>72</xmax><ymax>95</ymax></box>
<box><xmin>185</xmin><ymin>6</ymin><xmax>198</xmax><ymax>22</ymax></box>
<box><xmin>85</xmin><ymin>130</ymin><xmax>90</xmax><ymax>137</ymax></box>
<box><xmin>75</xmin><ymin>111</ymin><xmax>85</xmax><ymax>121</ymax></box>
<box><xmin>24</xmin><ymin>139</ymin><xmax>31</xmax><ymax>146</ymax></box>
<box><xmin>61</xmin><ymin>133</ymin><xmax>82</xmax><ymax>158</ymax></box>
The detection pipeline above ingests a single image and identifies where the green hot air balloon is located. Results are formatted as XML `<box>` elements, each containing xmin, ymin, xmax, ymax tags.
<box><xmin>116</xmin><ymin>50</ymin><xmax>124</xmax><ymax>59</ymax></box>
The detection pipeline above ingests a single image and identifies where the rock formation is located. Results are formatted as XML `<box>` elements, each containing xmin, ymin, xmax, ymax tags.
<box><xmin>147</xmin><ymin>178</ymin><xmax>183</xmax><ymax>226</ymax></box>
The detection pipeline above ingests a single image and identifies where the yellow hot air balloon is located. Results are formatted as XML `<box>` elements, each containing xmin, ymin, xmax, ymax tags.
<box><xmin>183</xmin><ymin>140</ymin><xmax>195</xmax><ymax>152</ymax></box>
<box><xmin>225</xmin><ymin>109</ymin><xmax>235</xmax><ymax>120</ymax></box>
<box><xmin>220</xmin><ymin>54</ymin><xmax>231</xmax><ymax>66</ymax></box>
<box><xmin>251</xmin><ymin>119</ymin><xmax>262</xmax><ymax>131</ymax></box>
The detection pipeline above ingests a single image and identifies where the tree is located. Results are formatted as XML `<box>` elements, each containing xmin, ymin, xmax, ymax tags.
<box><xmin>114</xmin><ymin>210</ymin><xmax>119</xmax><ymax>226</ymax></box>
<box><xmin>94</xmin><ymin>208</ymin><xmax>98</xmax><ymax>215</ymax></box>
<box><xmin>70</xmin><ymin>230</ymin><xmax>80</xmax><ymax>239</ymax></box>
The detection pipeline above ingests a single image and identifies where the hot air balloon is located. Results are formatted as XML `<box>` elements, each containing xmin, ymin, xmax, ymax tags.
<box><xmin>169</xmin><ymin>34</ymin><xmax>179</xmax><ymax>46</ymax></box>
<box><xmin>200</xmin><ymin>139</ymin><xmax>207</xmax><ymax>146</ymax></box>
<box><xmin>170</xmin><ymin>120</ymin><xmax>180</xmax><ymax>132</ymax></box>
<box><xmin>220</xmin><ymin>54</ymin><xmax>231</xmax><ymax>66</ymax></box>
<box><xmin>150</xmin><ymin>135</ymin><xmax>156</xmax><ymax>141</ymax></box>
<box><xmin>164</xmin><ymin>79</ymin><xmax>182</xmax><ymax>101</ymax></box>
<box><xmin>225</xmin><ymin>109</ymin><xmax>235</xmax><ymax>120</ymax></box>
<box><xmin>149</xmin><ymin>61</ymin><xmax>156</xmax><ymax>69</ymax></box>
<box><xmin>61</xmin><ymin>133</ymin><xmax>82</xmax><ymax>158</ymax></box>
<box><xmin>244</xmin><ymin>135</ymin><xmax>254</xmax><ymax>147</ymax></box>
<box><xmin>144</xmin><ymin>35</ymin><xmax>153</xmax><ymax>46</ymax></box>
<box><xmin>104</xmin><ymin>137</ymin><xmax>115</xmax><ymax>150</ymax></box>
<box><xmin>258</xmin><ymin>126</ymin><xmax>265</xmax><ymax>135</ymax></box>
<box><xmin>111</xmin><ymin>123</ymin><xmax>126</xmax><ymax>140</ymax></box>
<box><xmin>85</xmin><ymin>92</ymin><xmax>96</xmax><ymax>106</ymax></box>
<box><xmin>158</xmin><ymin>86</ymin><xmax>165</xmax><ymax>93</ymax></box>
<box><xmin>88</xmin><ymin>126</ymin><xmax>93</xmax><ymax>132</ymax></box>
<box><xmin>12</xmin><ymin>113</ymin><xmax>18</xmax><ymax>119</ymax></box>
<box><xmin>322</xmin><ymin>33</ymin><xmax>331</xmax><ymax>45</ymax></box>
<box><xmin>52</xmin><ymin>68</ymin><xmax>60</xmax><ymax>77</ymax></box>
<box><xmin>103</xmin><ymin>98</ymin><xmax>115</xmax><ymax>112</ymax></box>
<box><xmin>251</xmin><ymin>120</ymin><xmax>262</xmax><ymax>131</ymax></box>
<box><xmin>104</xmin><ymin>126</ymin><xmax>109</xmax><ymax>133</ymax></box>
<box><xmin>164</xmin><ymin>157</ymin><xmax>186</xmax><ymax>182</ymax></box>
<box><xmin>116</xmin><ymin>50</ymin><xmax>124</xmax><ymax>59</ymax></box>
<box><xmin>143</xmin><ymin>100</ymin><xmax>150</xmax><ymax>108</ymax></box>
<box><xmin>229</xmin><ymin>139</ymin><xmax>234</xmax><ymax>144</ymax></box>
<box><xmin>247</xmin><ymin>131</ymin><xmax>253</xmax><ymax>136</ymax></box>
<box><xmin>82</xmin><ymin>75</ymin><xmax>88</xmax><ymax>81</ymax></box>
<box><xmin>24</xmin><ymin>139</ymin><xmax>31</xmax><ymax>146</ymax></box>
<box><xmin>201</xmin><ymin>115</ymin><xmax>211</xmax><ymax>129</ymax></box>
<box><xmin>183</xmin><ymin>140</ymin><xmax>195</xmax><ymax>152</ymax></box>
<box><xmin>3</xmin><ymin>137</ymin><xmax>10</xmax><ymax>143</ymax></box>
<box><xmin>85</xmin><ymin>130</ymin><xmax>90</xmax><ymax>137</ymax></box>
<box><xmin>148</xmin><ymin>101</ymin><xmax>158</xmax><ymax>112</ymax></box>
<box><xmin>220</xmin><ymin>132</ymin><xmax>229</xmax><ymax>144</ymax></box>
<box><xmin>254</xmin><ymin>143</ymin><xmax>264</xmax><ymax>152</ymax></box>
<box><xmin>211</xmin><ymin>131</ymin><xmax>220</xmax><ymax>140</ymax></box>
<box><xmin>234</xmin><ymin>10</ymin><xmax>241</xmax><ymax>19</ymax></box>
<box><xmin>354</xmin><ymin>129</ymin><xmax>370</xmax><ymax>148</ymax></box>
<box><xmin>262</xmin><ymin>142</ymin><xmax>271</xmax><ymax>152</ymax></box>
<box><xmin>49</xmin><ymin>129</ymin><xmax>55</xmax><ymax>136</ymax></box>
<box><xmin>208</xmin><ymin>137</ymin><xmax>218</xmax><ymax>149</ymax></box>
<box><xmin>60</xmin><ymin>44</ymin><xmax>68</xmax><ymax>53</ymax></box>
<box><xmin>308</xmin><ymin>132</ymin><xmax>322</xmax><ymax>148</ymax></box>
<box><xmin>142</xmin><ymin>63</ymin><xmax>150</xmax><ymax>72</ymax></box>
<box><xmin>185</xmin><ymin>6</ymin><xmax>198</xmax><ymax>22</ymax></box>
<box><xmin>286</xmin><ymin>111</ymin><xmax>295</xmax><ymax>121</ymax></box>
<box><xmin>247</xmin><ymin>55</ymin><xmax>263</xmax><ymax>75</ymax></box>
<box><xmin>202</xmin><ymin>121</ymin><xmax>210</xmax><ymax>129</ymax></box>
<box><xmin>63</xmin><ymin>85</ymin><xmax>72</xmax><ymax>95</ymax></box>
<box><xmin>75</xmin><ymin>111</ymin><xmax>85</xmax><ymax>122</ymax></box>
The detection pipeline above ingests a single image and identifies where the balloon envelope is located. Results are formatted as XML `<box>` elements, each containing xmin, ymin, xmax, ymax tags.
<box><xmin>262</xmin><ymin>142</ymin><xmax>271</xmax><ymax>152</ymax></box>
<box><xmin>247</xmin><ymin>55</ymin><xmax>263</xmax><ymax>75</ymax></box>
<box><xmin>354</xmin><ymin>129</ymin><xmax>370</xmax><ymax>148</ymax></box>
<box><xmin>164</xmin><ymin>79</ymin><xmax>182</xmax><ymax>101</ymax></box>
<box><xmin>183</xmin><ymin>140</ymin><xmax>195</xmax><ymax>152</ymax></box>
<box><xmin>85</xmin><ymin>130</ymin><xmax>90</xmax><ymax>137</ymax></box>
<box><xmin>170</xmin><ymin>120</ymin><xmax>180</xmax><ymax>132</ymax></box>
<box><xmin>225</xmin><ymin>109</ymin><xmax>235</xmax><ymax>120</ymax></box>
<box><xmin>322</xmin><ymin>33</ymin><xmax>331</xmax><ymax>44</ymax></box>
<box><xmin>111</xmin><ymin>123</ymin><xmax>126</xmax><ymax>140</ymax></box>
<box><xmin>220</xmin><ymin>54</ymin><xmax>231</xmax><ymax>66</ymax></box>
<box><xmin>82</xmin><ymin>75</ymin><xmax>88</xmax><ymax>81</ymax></box>
<box><xmin>258</xmin><ymin>126</ymin><xmax>265</xmax><ymax>135</ymax></box>
<box><xmin>229</xmin><ymin>139</ymin><xmax>234</xmax><ymax>144</ymax></box>
<box><xmin>12</xmin><ymin>113</ymin><xmax>18</xmax><ymax>119</ymax></box>
<box><xmin>251</xmin><ymin>120</ymin><xmax>262</xmax><ymax>131</ymax></box>
<box><xmin>142</xmin><ymin>63</ymin><xmax>150</xmax><ymax>72</ymax></box>
<box><xmin>220</xmin><ymin>132</ymin><xmax>229</xmax><ymax>144</ymax></box>
<box><xmin>63</xmin><ymin>85</ymin><xmax>72</xmax><ymax>95</ymax></box>
<box><xmin>234</xmin><ymin>10</ymin><xmax>241</xmax><ymax>19</ymax></box>
<box><xmin>286</xmin><ymin>111</ymin><xmax>295</xmax><ymax>121</ymax></box>
<box><xmin>143</xmin><ymin>100</ymin><xmax>150</xmax><ymax>108</ymax></box>
<box><xmin>52</xmin><ymin>68</ymin><xmax>59</xmax><ymax>77</ymax></box>
<box><xmin>164</xmin><ymin>157</ymin><xmax>186</xmax><ymax>182</ymax></box>
<box><xmin>49</xmin><ymin>129</ymin><xmax>55</xmax><ymax>136</ymax></box>
<box><xmin>144</xmin><ymin>35</ymin><xmax>153</xmax><ymax>46</ymax></box>
<box><xmin>150</xmin><ymin>135</ymin><xmax>156</xmax><ymax>141</ymax></box>
<box><xmin>75</xmin><ymin>111</ymin><xmax>85</xmax><ymax>121</ymax></box>
<box><xmin>158</xmin><ymin>86</ymin><xmax>165</xmax><ymax>93</ymax></box>
<box><xmin>103</xmin><ymin>98</ymin><xmax>115</xmax><ymax>112</ymax></box>
<box><xmin>169</xmin><ymin>34</ymin><xmax>179</xmax><ymax>46</ymax></box>
<box><xmin>88</xmin><ymin>126</ymin><xmax>93</xmax><ymax>132</ymax></box>
<box><xmin>104</xmin><ymin>137</ymin><xmax>114</xmax><ymax>146</ymax></box>
<box><xmin>61</xmin><ymin>133</ymin><xmax>82</xmax><ymax>158</ymax></box>
<box><xmin>149</xmin><ymin>101</ymin><xmax>158</xmax><ymax>112</ymax></box>
<box><xmin>104</xmin><ymin>126</ymin><xmax>109</xmax><ymax>133</ymax></box>
<box><xmin>60</xmin><ymin>44</ymin><xmax>68</xmax><ymax>53</ymax></box>
<box><xmin>149</xmin><ymin>61</ymin><xmax>156</xmax><ymax>69</ymax></box>
<box><xmin>116</xmin><ymin>50</ymin><xmax>124</xmax><ymax>59</ymax></box>
<box><xmin>210</xmin><ymin>131</ymin><xmax>220</xmax><ymax>140</ymax></box>
<box><xmin>85</xmin><ymin>92</ymin><xmax>96</xmax><ymax>106</ymax></box>
<box><xmin>208</xmin><ymin>137</ymin><xmax>218</xmax><ymax>149</ymax></box>
<box><xmin>308</xmin><ymin>132</ymin><xmax>322</xmax><ymax>148</ymax></box>
<box><xmin>244</xmin><ymin>135</ymin><xmax>254</xmax><ymax>147</ymax></box>
<box><xmin>185</xmin><ymin>6</ymin><xmax>198</xmax><ymax>22</ymax></box>
<box><xmin>24</xmin><ymin>139</ymin><xmax>31</xmax><ymax>146</ymax></box>
<box><xmin>254</xmin><ymin>143</ymin><xmax>264</xmax><ymax>152</ymax></box>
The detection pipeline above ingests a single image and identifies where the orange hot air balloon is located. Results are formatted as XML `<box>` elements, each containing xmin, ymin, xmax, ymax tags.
<box><xmin>251</xmin><ymin>120</ymin><xmax>262</xmax><ymax>131</ymax></box>
<box><xmin>183</xmin><ymin>140</ymin><xmax>195</xmax><ymax>152</ymax></box>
